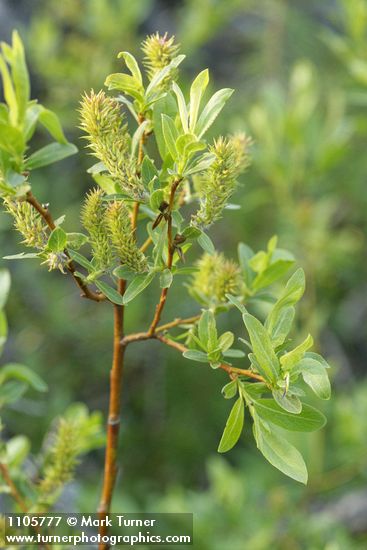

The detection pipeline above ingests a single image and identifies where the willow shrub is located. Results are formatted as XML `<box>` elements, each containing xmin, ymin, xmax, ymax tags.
<box><xmin>0</xmin><ymin>31</ymin><xmax>331</xmax><ymax>523</ymax></box>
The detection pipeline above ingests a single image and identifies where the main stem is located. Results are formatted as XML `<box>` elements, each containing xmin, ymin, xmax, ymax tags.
<box><xmin>98</xmin><ymin>280</ymin><xmax>126</xmax><ymax>544</ymax></box>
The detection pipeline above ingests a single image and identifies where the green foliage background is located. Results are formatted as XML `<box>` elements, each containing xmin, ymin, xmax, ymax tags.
<box><xmin>0</xmin><ymin>0</ymin><xmax>366</xmax><ymax>547</ymax></box>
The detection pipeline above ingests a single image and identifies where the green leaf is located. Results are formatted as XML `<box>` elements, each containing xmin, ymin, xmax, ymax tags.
<box><xmin>5</xmin><ymin>435</ymin><xmax>30</xmax><ymax>467</ymax></box>
<box><xmin>146</xmin><ymin>55</ymin><xmax>186</xmax><ymax>97</ymax></box>
<box><xmin>68</xmin><ymin>249</ymin><xmax>94</xmax><ymax>271</ymax></box>
<box><xmin>47</xmin><ymin>227</ymin><xmax>67</xmax><ymax>252</ymax></box>
<box><xmin>252</xmin><ymin>259</ymin><xmax>295</xmax><ymax>292</ymax></box>
<box><xmin>196</xmin><ymin>88</ymin><xmax>234</xmax><ymax>138</ymax></box>
<box><xmin>161</xmin><ymin>114</ymin><xmax>179</xmax><ymax>160</ymax></box>
<box><xmin>253</xmin><ymin>414</ymin><xmax>308</xmax><ymax>484</ymax></box>
<box><xmin>255</xmin><ymin>399</ymin><xmax>326</xmax><ymax>432</ymax></box>
<box><xmin>66</xmin><ymin>232</ymin><xmax>88</xmax><ymax>250</ymax></box>
<box><xmin>113</xmin><ymin>265</ymin><xmax>137</xmax><ymax>280</ymax></box>
<box><xmin>272</xmin><ymin>388</ymin><xmax>302</xmax><ymax>413</ymax></box>
<box><xmin>223</xmin><ymin>349</ymin><xmax>246</xmax><ymax>358</ymax></box>
<box><xmin>150</xmin><ymin>189</ymin><xmax>165</xmax><ymax>212</ymax></box>
<box><xmin>0</xmin><ymin>380</ymin><xmax>27</xmax><ymax>406</ymax></box>
<box><xmin>0</xmin><ymin>122</ymin><xmax>24</xmax><ymax>156</ymax></box>
<box><xmin>0</xmin><ymin>52</ymin><xmax>18</xmax><ymax>125</ymax></box>
<box><xmin>189</xmin><ymin>69</ymin><xmax>209</xmax><ymax>132</ymax></box>
<box><xmin>217</xmin><ymin>331</ymin><xmax>234</xmax><ymax>352</ymax></box>
<box><xmin>198</xmin><ymin>310</ymin><xmax>217</xmax><ymax>352</ymax></box>
<box><xmin>269</xmin><ymin>306</ymin><xmax>295</xmax><ymax>348</ymax></box>
<box><xmin>183</xmin><ymin>349</ymin><xmax>208</xmax><ymax>363</ymax></box>
<box><xmin>299</xmin><ymin>357</ymin><xmax>331</xmax><ymax>400</ymax></box>
<box><xmin>266</xmin><ymin>269</ymin><xmax>305</xmax><ymax>335</ymax></box>
<box><xmin>105</xmin><ymin>73</ymin><xmax>143</xmax><ymax>100</ymax></box>
<box><xmin>3</xmin><ymin>252</ymin><xmax>39</xmax><ymax>260</ymax></box>
<box><xmin>183</xmin><ymin>153</ymin><xmax>215</xmax><ymax>176</ymax></box>
<box><xmin>226</xmin><ymin>294</ymin><xmax>246</xmax><ymax>313</ymax></box>
<box><xmin>160</xmin><ymin>268</ymin><xmax>173</xmax><ymax>289</ymax></box>
<box><xmin>0</xmin><ymin>269</ymin><xmax>10</xmax><ymax>309</ymax></box>
<box><xmin>243</xmin><ymin>313</ymin><xmax>279</xmax><ymax>383</ymax></box>
<box><xmin>122</xmin><ymin>272</ymin><xmax>156</xmax><ymax>304</ymax></box>
<box><xmin>141</xmin><ymin>156</ymin><xmax>158</xmax><ymax>186</ymax></box>
<box><xmin>117</xmin><ymin>51</ymin><xmax>142</xmax><ymax>85</ymax></box>
<box><xmin>152</xmin><ymin>93</ymin><xmax>177</xmax><ymax>159</ymax></box>
<box><xmin>197</xmin><ymin>231</ymin><xmax>215</xmax><ymax>254</ymax></box>
<box><xmin>221</xmin><ymin>379</ymin><xmax>238</xmax><ymax>399</ymax></box>
<box><xmin>95</xmin><ymin>280</ymin><xmax>124</xmax><ymax>305</ymax></box>
<box><xmin>172</xmin><ymin>82</ymin><xmax>189</xmax><ymax>133</ymax></box>
<box><xmin>280</xmin><ymin>334</ymin><xmax>313</xmax><ymax>372</ymax></box>
<box><xmin>218</xmin><ymin>396</ymin><xmax>244</xmax><ymax>453</ymax></box>
<box><xmin>25</xmin><ymin>142</ymin><xmax>77</xmax><ymax>170</ymax></box>
<box><xmin>38</xmin><ymin>108</ymin><xmax>68</xmax><ymax>144</ymax></box>
<box><xmin>238</xmin><ymin>242</ymin><xmax>255</xmax><ymax>288</ymax></box>
<box><xmin>0</xmin><ymin>363</ymin><xmax>47</xmax><ymax>392</ymax></box>
<box><xmin>10</xmin><ymin>31</ymin><xmax>30</xmax><ymax>124</ymax></box>
<box><xmin>131</xmin><ymin>120</ymin><xmax>149</xmax><ymax>158</ymax></box>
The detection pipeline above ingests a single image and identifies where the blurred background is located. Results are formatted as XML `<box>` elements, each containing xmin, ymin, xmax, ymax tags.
<box><xmin>0</xmin><ymin>0</ymin><xmax>367</xmax><ymax>548</ymax></box>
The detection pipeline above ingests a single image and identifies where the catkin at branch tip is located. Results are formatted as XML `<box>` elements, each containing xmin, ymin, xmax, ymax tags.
<box><xmin>191</xmin><ymin>252</ymin><xmax>243</xmax><ymax>305</ymax></box>
<box><xmin>79</xmin><ymin>90</ymin><xmax>145</xmax><ymax>200</ymax></box>
<box><xmin>191</xmin><ymin>133</ymin><xmax>252</xmax><ymax>228</ymax></box>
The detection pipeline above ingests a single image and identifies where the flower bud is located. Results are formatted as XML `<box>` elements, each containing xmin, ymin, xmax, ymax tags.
<box><xmin>81</xmin><ymin>188</ymin><xmax>112</xmax><ymax>269</ymax></box>
<box><xmin>191</xmin><ymin>252</ymin><xmax>243</xmax><ymax>305</ymax></box>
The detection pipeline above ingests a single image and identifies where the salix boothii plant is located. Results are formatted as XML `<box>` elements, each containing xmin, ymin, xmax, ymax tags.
<box><xmin>0</xmin><ymin>30</ymin><xmax>331</xmax><ymax>543</ymax></box>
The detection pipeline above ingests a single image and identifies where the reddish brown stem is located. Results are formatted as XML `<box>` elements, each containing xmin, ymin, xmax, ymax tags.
<box><xmin>26</xmin><ymin>191</ymin><xmax>105</xmax><ymax>302</ymax></box>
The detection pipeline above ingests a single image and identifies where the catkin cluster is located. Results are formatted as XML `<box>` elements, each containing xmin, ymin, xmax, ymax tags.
<box><xmin>37</xmin><ymin>419</ymin><xmax>81</xmax><ymax>507</ymax></box>
<box><xmin>192</xmin><ymin>134</ymin><xmax>252</xmax><ymax>228</ymax></box>
<box><xmin>79</xmin><ymin>90</ymin><xmax>145</xmax><ymax>199</ymax></box>
<box><xmin>81</xmin><ymin>189</ymin><xmax>147</xmax><ymax>273</ymax></box>
<box><xmin>141</xmin><ymin>32</ymin><xmax>180</xmax><ymax>87</ymax></box>
<box><xmin>4</xmin><ymin>198</ymin><xmax>48</xmax><ymax>249</ymax></box>
<box><xmin>191</xmin><ymin>252</ymin><xmax>243</xmax><ymax>305</ymax></box>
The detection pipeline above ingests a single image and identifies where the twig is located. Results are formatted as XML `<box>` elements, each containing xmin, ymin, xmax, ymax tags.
<box><xmin>0</xmin><ymin>463</ymin><xmax>51</xmax><ymax>550</ymax></box>
<box><xmin>26</xmin><ymin>191</ymin><xmax>105</xmax><ymax>302</ymax></box>
<box><xmin>148</xmin><ymin>178</ymin><xmax>182</xmax><ymax>335</ymax></box>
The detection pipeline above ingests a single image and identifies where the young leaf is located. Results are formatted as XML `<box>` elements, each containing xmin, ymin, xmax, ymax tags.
<box><xmin>198</xmin><ymin>310</ymin><xmax>217</xmax><ymax>352</ymax></box>
<box><xmin>217</xmin><ymin>331</ymin><xmax>234</xmax><ymax>352</ymax></box>
<box><xmin>0</xmin><ymin>363</ymin><xmax>47</xmax><ymax>392</ymax></box>
<box><xmin>117</xmin><ymin>51</ymin><xmax>142</xmax><ymax>85</ymax></box>
<box><xmin>146</xmin><ymin>54</ymin><xmax>185</xmax><ymax>97</ymax></box>
<box><xmin>196</xmin><ymin>88</ymin><xmax>234</xmax><ymax>138</ymax></box>
<box><xmin>243</xmin><ymin>313</ymin><xmax>279</xmax><ymax>383</ymax></box>
<box><xmin>161</xmin><ymin>114</ymin><xmax>179</xmax><ymax>160</ymax></box>
<box><xmin>160</xmin><ymin>268</ymin><xmax>173</xmax><ymax>289</ymax></box>
<box><xmin>254</xmin><ymin>399</ymin><xmax>326</xmax><ymax>432</ymax></box>
<box><xmin>122</xmin><ymin>272</ymin><xmax>156</xmax><ymax>305</ymax></box>
<box><xmin>183</xmin><ymin>349</ymin><xmax>208</xmax><ymax>363</ymax></box>
<box><xmin>0</xmin><ymin>269</ymin><xmax>11</xmax><ymax>309</ymax></box>
<box><xmin>299</xmin><ymin>357</ymin><xmax>331</xmax><ymax>400</ymax></box>
<box><xmin>172</xmin><ymin>82</ymin><xmax>189</xmax><ymax>133</ymax></box>
<box><xmin>189</xmin><ymin>69</ymin><xmax>209</xmax><ymax>132</ymax></box>
<box><xmin>47</xmin><ymin>227</ymin><xmax>67</xmax><ymax>252</ymax></box>
<box><xmin>266</xmin><ymin>268</ymin><xmax>305</xmax><ymax>335</ymax></box>
<box><xmin>10</xmin><ymin>31</ymin><xmax>30</xmax><ymax>124</ymax></box>
<box><xmin>280</xmin><ymin>334</ymin><xmax>313</xmax><ymax>372</ymax></box>
<box><xmin>38</xmin><ymin>108</ymin><xmax>68</xmax><ymax>144</ymax></box>
<box><xmin>253</xmin><ymin>414</ymin><xmax>308</xmax><ymax>484</ymax></box>
<box><xmin>68</xmin><ymin>249</ymin><xmax>94</xmax><ymax>272</ymax></box>
<box><xmin>66</xmin><ymin>233</ymin><xmax>88</xmax><ymax>250</ymax></box>
<box><xmin>141</xmin><ymin>156</ymin><xmax>158</xmax><ymax>186</ymax></box>
<box><xmin>218</xmin><ymin>396</ymin><xmax>244</xmax><ymax>453</ymax></box>
<box><xmin>197</xmin><ymin>231</ymin><xmax>215</xmax><ymax>255</ymax></box>
<box><xmin>221</xmin><ymin>379</ymin><xmax>238</xmax><ymax>399</ymax></box>
<box><xmin>95</xmin><ymin>280</ymin><xmax>125</xmax><ymax>305</ymax></box>
<box><xmin>252</xmin><ymin>259</ymin><xmax>295</xmax><ymax>292</ymax></box>
<box><xmin>269</xmin><ymin>306</ymin><xmax>295</xmax><ymax>348</ymax></box>
<box><xmin>238</xmin><ymin>242</ymin><xmax>255</xmax><ymax>288</ymax></box>
<box><xmin>272</xmin><ymin>388</ymin><xmax>302</xmax><ymax>413</ymax></box>
<box><xmin>25</xmin><ymin>142</ymin><xmax>77</xmax><ymax>170</ymax></box>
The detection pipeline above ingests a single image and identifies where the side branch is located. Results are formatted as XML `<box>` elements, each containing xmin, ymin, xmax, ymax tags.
<box><xmin>148</xmin><ymin>178</ymin><xmax>182</xmax><ymax>335</ymax></box>
<box><xmin>26</xmin><ymin>191</ymin><xmax>105</xmax><ymax>302</ymax></box>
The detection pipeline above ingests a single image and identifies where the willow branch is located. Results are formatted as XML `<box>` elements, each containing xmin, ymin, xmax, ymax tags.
<box><xmin>26</xmin><ymin>191</ymin><xmax>105</xmax><ymax>302</ymax></box>
<box><xmin>148</xmin><ymin>178</ymin><xmax>182</xmax><ymax>335</ymax></box>
<box><xmin>0</xmin><ymin>463</ymin><xmax>51</xmax><ymax>550</ymax></box>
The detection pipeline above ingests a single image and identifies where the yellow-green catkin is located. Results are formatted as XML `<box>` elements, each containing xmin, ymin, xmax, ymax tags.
<box><xmin>192</xmin><ymin>133</ymin><xmax>252</xmax><ymax>228</ymax></box>
<box><xmin>191</xmin><ymin>252</ymin><xmax>243</xmax><ymax>305</ymax></box>
<box><xmin>37</xmin><ymin>419</ymin><xmax>80</xmax><ymax>507</ymax></box>
<box><xmin>81</xmin><ymin>188</ymin><xmax>112</xmax><ymax>270</ymax></box>
<box><xmin>141</xmin><ymin>32</ymin><xmax>180</xmax><ymax>87</ymax></box>
<box><xmin>105</xmin><ymin>201</ymin><xmax>147</xmax><ymax>273</ymax></box>
<box><xmin>79</xmin><ymin>90</ymin><xmax>144</xmax><ymax>199</ymax></box>
<box><xmin>3</xmin><ymin>198</ymin><xmax>48</xmax><ymax>249</ymax></box>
